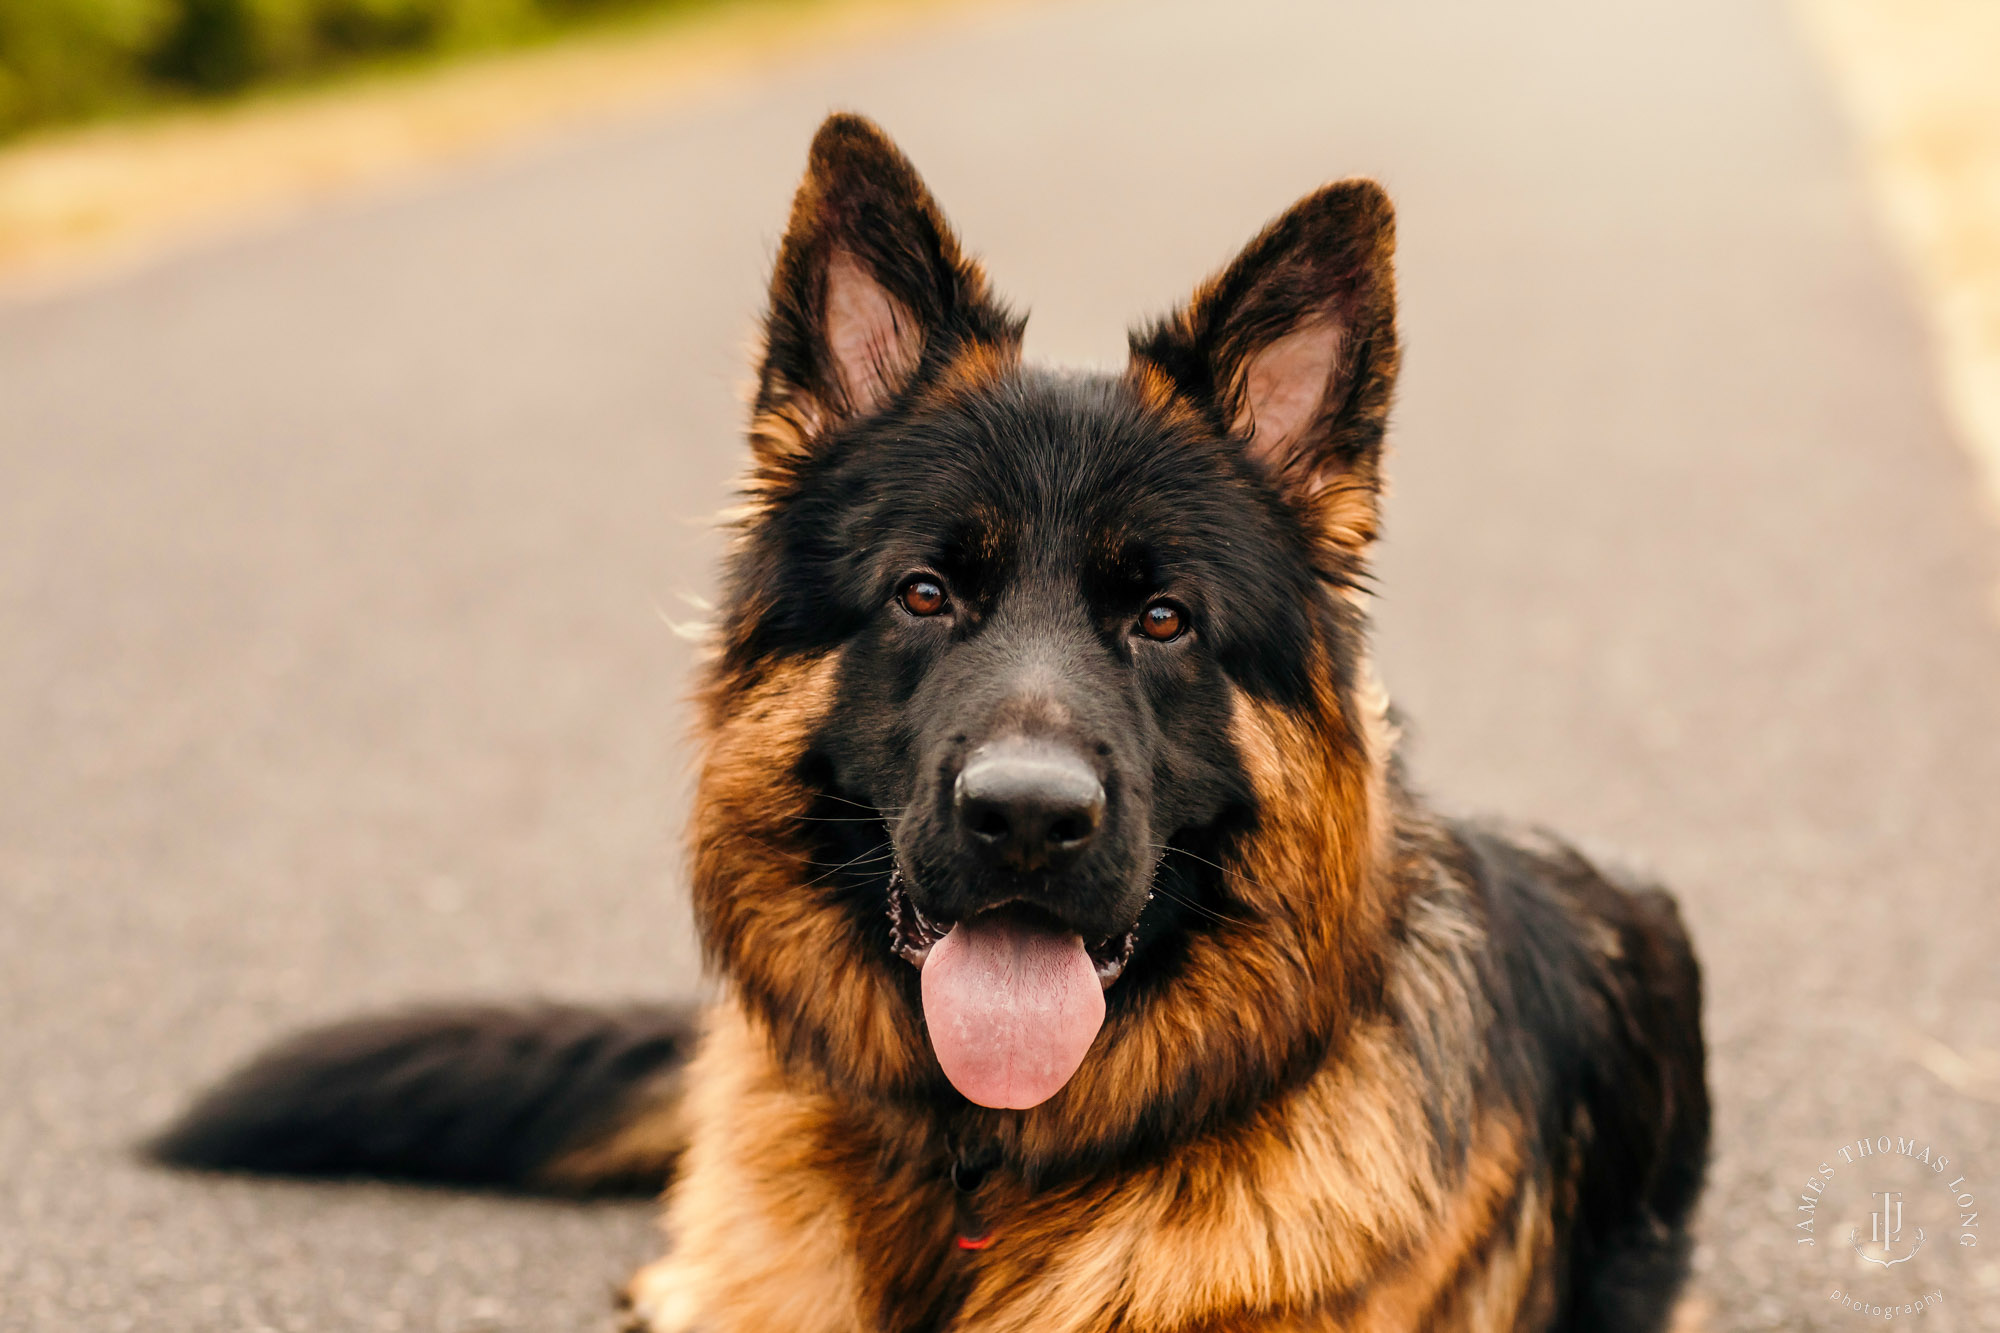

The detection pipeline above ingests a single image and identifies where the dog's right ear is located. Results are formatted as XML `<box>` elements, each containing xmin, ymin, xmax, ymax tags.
<box><xmin>750</xmin><ymin>114</ymin><xmax>1021</xmax><ymax>469</ymax></box>
<box><xmin>1129</xmin><ymin>181</ymin><xmax>1397</xmax><ymax>555</ymax></box>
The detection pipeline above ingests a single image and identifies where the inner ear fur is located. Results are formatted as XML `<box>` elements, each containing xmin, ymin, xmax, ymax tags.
<box><xmin>752</xmin><ymin>114</ymin><xmax>1022</xmax><ymax>466</ymax></box>
<box><xmin>1128</xmin><ymin>180</ymin><xmax>1399</xmax><ymax>552</ymax></box>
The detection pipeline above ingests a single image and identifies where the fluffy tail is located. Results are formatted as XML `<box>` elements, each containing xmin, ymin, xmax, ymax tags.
<box><xmin>150</xmin><ymin>1002</ymin><xmax>699</xmax><ymax>1196</ymax></box>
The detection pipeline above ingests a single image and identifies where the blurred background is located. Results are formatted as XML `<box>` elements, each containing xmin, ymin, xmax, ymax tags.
<box><xmin>2</xmin><ymin>0</ymin><xmax>1997</xmax><ymax>1329</ymax></box>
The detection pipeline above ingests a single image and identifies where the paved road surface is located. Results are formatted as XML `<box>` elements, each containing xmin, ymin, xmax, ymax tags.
<box><xmin>3</xmin><ymin>0</ymin><xmax>1997</xmax><ymax>1328</ymax></box>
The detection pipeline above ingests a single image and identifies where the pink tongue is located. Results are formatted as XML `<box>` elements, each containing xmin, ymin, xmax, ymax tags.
<box><xmin>920</xmin><ymin>915</ymin><xmax>1105</xmax><ymax>1109</ymax></box>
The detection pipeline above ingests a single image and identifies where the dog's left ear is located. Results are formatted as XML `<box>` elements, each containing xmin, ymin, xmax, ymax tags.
<box><xmin>751</xmin><ymin>114</ymin><xmax>1021</xmax><ymax>469</ymax></box>
<box><xmin>1129</xmin><ymin>181</ymin><xmax>1398</xmax><ymax>552</ymax></box>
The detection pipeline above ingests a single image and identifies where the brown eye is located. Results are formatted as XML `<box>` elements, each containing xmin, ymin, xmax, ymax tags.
<box><xmin>898</xmin><ymin>576</ymin><xmax>949</xmax><ymax>617</ymax></box>
<box><xmin>1138</xmin><ymin>600</ymin><xmax>1186</xmax><ymax>642</ymax></box>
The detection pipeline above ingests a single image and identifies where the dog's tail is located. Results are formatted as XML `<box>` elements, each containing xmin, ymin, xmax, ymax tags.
<box><xmin>149</xmin><ymin>1002</ymin><xmax>699</xmax><ymax>1196</ymax></box>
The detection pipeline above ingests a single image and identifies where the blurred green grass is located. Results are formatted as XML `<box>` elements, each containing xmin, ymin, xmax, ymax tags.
<box><xmin>0</xmin><ymin>0</ymin><xmax>727</xmax><ymax>136</ymax></box>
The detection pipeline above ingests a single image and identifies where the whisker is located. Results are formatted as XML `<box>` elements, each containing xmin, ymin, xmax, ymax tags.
<box><xmin>1146</xmin><ymin>877</ymin><xmax>1254</xmax><ymax>929</ymax></box>
<box><xmin>799</xmin><ymin>844</ymin><xmax>897</xmax><ymax>889</ymax></box>
<box><xmin>1144</xmin><ymin>843</ymin><xmax>1268</xmax><ymax>926</ymax></box>
<box><xmin>1149</xmin><ymin>841</ymin><xmax>1274</xmax><ymax>895</ymax></box>
<box><xmin>815</xmin><ymin>792</ymin><xmax>906</xmax><ymax>817</ymax></box>
<box><xmin>787</xmin><ymin>814</ymin><xmax>900</xmax><ymax>824</ymax></box>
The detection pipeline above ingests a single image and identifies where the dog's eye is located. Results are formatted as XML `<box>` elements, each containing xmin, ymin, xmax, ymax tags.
<box><xmin>1137</xmin><ymin>599</ymin><xmax>1186</xmax><ymax>642</ymax></box>
<box><xmin>898</xmin><ymin>576</ymin><xmax>949</xmax><ymax>617</ymax></box>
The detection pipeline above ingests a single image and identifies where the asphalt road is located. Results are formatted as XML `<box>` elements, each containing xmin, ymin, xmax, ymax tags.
<box><xmin>4</xmin><ymin>0</ymin><xmax>1998</xmax><ymax>1329</ymax></box>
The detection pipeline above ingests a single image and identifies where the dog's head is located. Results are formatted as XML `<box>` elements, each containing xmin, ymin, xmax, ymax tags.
<box><xmin>693</xmin><ymin>115</ymin><xmax>1400</xmax><ymax>1168</ymax></box>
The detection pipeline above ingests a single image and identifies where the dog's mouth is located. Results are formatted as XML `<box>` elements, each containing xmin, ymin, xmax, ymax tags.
<box><xmin>887</xmin><ymin>869</ymin><xmax>1144</xmax><ymax>1110</ymax></box>
<box><xmin>886</xmin><ymin>870</ymin><xmax>1139</xmax><ymax>987</ymax></box>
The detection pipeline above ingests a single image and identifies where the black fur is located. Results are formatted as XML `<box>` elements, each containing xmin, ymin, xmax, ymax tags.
<box><xmin>150</xmin><ymin>1003</ymin><xmax>696</xmax><ymax>1195</ymax></box>
<box><xmin>1450</xmin><ymin>824</ymin><xmax>1710</xmax><ymax>1332</ymax></box>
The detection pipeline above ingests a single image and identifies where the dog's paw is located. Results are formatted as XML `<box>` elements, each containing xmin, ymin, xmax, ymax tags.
<box><xmin>617</xmin><ymin>1257</ymin><xmax>703</xmax><ymax>1333</ymax></box>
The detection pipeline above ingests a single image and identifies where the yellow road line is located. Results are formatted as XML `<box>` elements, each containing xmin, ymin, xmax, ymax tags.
<box><xmin>1792</xmin><ymin>0</ymin><xmax>2000</xmax><ymax>528</ymax></box>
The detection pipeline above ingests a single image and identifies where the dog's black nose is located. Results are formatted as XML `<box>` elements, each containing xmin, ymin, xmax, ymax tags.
<box><xmin>954</xmin><ymin>739</ymin><xmax>1104</xmax><ymax>873</ymax></box>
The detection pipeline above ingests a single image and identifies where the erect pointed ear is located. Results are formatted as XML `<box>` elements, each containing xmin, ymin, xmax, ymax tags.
<box><xmin>1128</xmin><ymin>181</ymin><xmax>1398</xmax><ymax>552</ymax></box>
<box><xmin>751</xmin><ymin>114</ymin><xmax>1022</xmax><ymax>467</ymax></box>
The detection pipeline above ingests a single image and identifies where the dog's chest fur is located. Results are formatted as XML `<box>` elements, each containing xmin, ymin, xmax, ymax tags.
<box><xmin>624</xmin><ymin>858</ymin><xmax>1571</xmax><ymax>1333</ymax></box>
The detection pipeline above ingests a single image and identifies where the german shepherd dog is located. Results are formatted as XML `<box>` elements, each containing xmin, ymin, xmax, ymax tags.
<box><xmin>156</xmin><ymin>114</ymin><xmax>1710</xmax><ymax>1332</ymax></box>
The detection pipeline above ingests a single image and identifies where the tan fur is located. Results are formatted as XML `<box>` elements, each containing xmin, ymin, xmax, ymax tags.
<box><xmin>1225</xmin><ymin>681</ymin><xmax>1391</xmax><ymax>1015</ymax></box>
<box><xmin>955</xmin><ymin>1062</ymin><xmax>1506</xmax><ymax>1332</ymax></box>
<box><xmin>1128</xmin><ymin>361</ymin><xmax>1212</xmax><ymax>432</ymax></box>
<box><xmin>538</xmin><ymin>1070</ymin><xmax>689</xmax><ymax>1192</ymax></box>
<box><xmin>630</xmin><ymin>881</ymin><xmax>1558</xmax><ymax>1333</ymax></box>
<box><xmin>1348</xmin><ymin>1133</ymin><xmax>1540</xmax><ymax>1331</ymax></box>
<box><xmin>748</xmin><ymin>400</ymin><xmax>826</xmax><ymax>474</ymax></box>
<box><xmin>626</xmin><ymin>1005</ymin><xmax>870</xmax><ymax>1333</ymax></box>
<box><xmin>926</xmin><ymin>338</ymin><xmax>1023</xmax><ymax>402</ymax></box>
<box><xmin>1311</xmin><ymin>473</ymin><xmax>1384</xmax><ymax>554</ymax></box>
<box><xmin>634</xmin><ymin>995</ymin><xmax>1553</xmax><ymax>1333</ymax></box>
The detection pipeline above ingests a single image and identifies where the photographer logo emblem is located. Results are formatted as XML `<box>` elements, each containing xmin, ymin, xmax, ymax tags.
<box><xmin>1789</xmin><ymin>1135</ymin><xmax>1978</xmax><ymax>1320</ymax></box>
<box><xmin>1855</xmin><ymin>1189</ymin><xmax>1923</xmax><ymax>1268</ymax></box>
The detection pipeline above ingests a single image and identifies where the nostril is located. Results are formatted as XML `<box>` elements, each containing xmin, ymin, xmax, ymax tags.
<box><xmin>1046</xmin><ymin>816</ymin><xmax>1090</xmax><ymax>848</ymax></box>
<box><xmin>967</xmin><ymin>805</ymin><xmax>1010</xmax><ymax>843</ymax></box>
